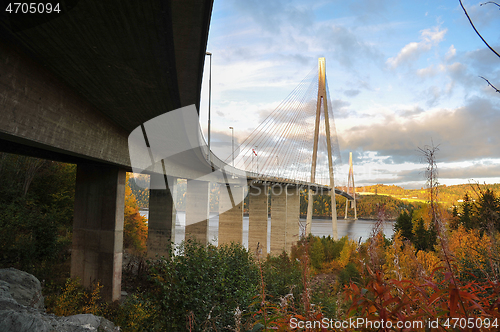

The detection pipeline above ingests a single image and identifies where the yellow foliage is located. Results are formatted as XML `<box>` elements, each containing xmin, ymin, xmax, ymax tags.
<box><xmin>384</xmin><ymin>232</ymin><xmax>441</xmax><ymax>282</ymax></box>
<box><xmin>124</xmin><ymin>173</ymin><xmax>148</xmax><ymax>254</ymax></box>
<box><xmin>48</xmin><ymin>279</ymin><xmax>102</xmax><ymax>317</ymax></box>
<box><xmin>324</xmin><ymin>238</ymin><xmax>357</xmax><ymax>272</ymax></box>
<box><xmin>338</xmin><ymin>239</ymin><xmax>357</xmax><ymax>269</ymax></box>
<box><xmin>115</xmin><ymin>294</ymin><xmax>154</xmax><ymax>332</ymax></box>
<box><xmin>448</xmin><ymin>225</ymin><xmax>491</xmax><ymax>273</ymax></box>
<box><xmin>416</xmin><ymin>249</ymin><xmax>441</xmax><ymax>277</ymax></box>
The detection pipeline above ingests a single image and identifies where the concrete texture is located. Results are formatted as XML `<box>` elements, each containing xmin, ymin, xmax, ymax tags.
<box><xmin>285</xmin><ymin>186</ymin><xmax>300</xmax><ymax>253</ymax></box>
<box><xmin>185</xmin><ymin>180</ymin><xmax>210</xmax><ymax>244</ymax></box>
<box><xmin>0</xmin><ymin>0</ymin><xmax>213</xmax><ymax>167</ymax></box>
<box><xmin>248</xmin><ymin>184</ymin><xmax>268</xmax><ymax>256</ymax></box>
<box><xmin>147</xmin><ymin>174</ymin><xmax>177</xmax><ymax>259</ymax></box>
<box><xmin>71</xmin><ymin>163</ymin><xmax>125</xmax><ymax>302</ymax></box>
<box><xmin>270</xmin><ymin>185</ymin><xmax>300</xmax><ymax>255</ymax></box>
<box><xmin>270</xmin><ymin>185</ymin><xmax>287</xmax><ymax>255</ymax></box>
<box><xmin>218</xmin><ymin>185</ymin><xmax>245</xmax><ymax>246</ymax></box>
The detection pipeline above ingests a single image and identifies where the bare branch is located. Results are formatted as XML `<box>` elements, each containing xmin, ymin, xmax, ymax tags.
<box><xmin>480</xmin><ymin>76</ymin><xmax>500</xmax><ymax>93</ymax></box>
<box><xmin>459</xmin><ymin>0</ymin><xmax>500</xmax><ymax>58</ymax></box>
<box><xmin>480</xmin><ymin>1</ymin><xmax>500</xmax><ymax>8</ymax></box>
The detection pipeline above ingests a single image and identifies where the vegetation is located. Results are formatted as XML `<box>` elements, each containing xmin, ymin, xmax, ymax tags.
<box><xmin>3</xmin><ymin>150</ymin><xmax>500</xmax><ymax>331</ymax></box>
<box><xmin>0</xmin><ymin>153</ymin><xmax>75</xmax><ymax>281</ymax></box>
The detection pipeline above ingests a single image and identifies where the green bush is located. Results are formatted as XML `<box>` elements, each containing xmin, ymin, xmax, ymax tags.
<box><xmin>146</xmin><ymin>240</ymin><xmax>259</xmax><ymax>331</ymax></box>
<box><xmin>337</xmin><ymin>262</ymin><xmax>360</xmax><ymax>289</ymax></box>
<box><xmin>262</xmin><ymin>251</ymin><xmax>303</xmax><ymax>306</ymax></box>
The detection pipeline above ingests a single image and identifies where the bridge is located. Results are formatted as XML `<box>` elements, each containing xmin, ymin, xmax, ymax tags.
<box><xmin>0</xmin><ymin>0</ymin><xmax>355</xmax><ymax>301</ymax></box>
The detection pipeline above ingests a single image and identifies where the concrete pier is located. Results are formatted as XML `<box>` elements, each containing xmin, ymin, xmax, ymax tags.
<box><xmin>285</xmin><ymin>186</ymin><xmax>300</xmax><ymax>253</ymax></box>
<box><xmin>218</xmin><ymin>184</ymin><xmax>245</xmax><ymax>246</ymax></box>
<box><xmin>185</xmin><ymin>180</ymin><xmax>210</xmax><ymax>244</ymax></box>
<box><xmin>71</xmin><ymin>163</ymin><xmax>125</xmax><ymax>302</ymax></box>
<box><xmin>248</xmin><ymin>183</ymin><xmax>268</xmax><ymax>256</ymax></box>
<box><xmin>147</xmin><ymin>174</ymin><xmax>177</xmax><ymax>259</ymax></box>
<box><xmin>270</xmin><ymin>185</ymin><xmax>300</xmax><ymax>255</ymax></box>
<box><xmin>270</xmin><ymin>185</ymin><xmax>287</xmax><ymax>255</ymax></box>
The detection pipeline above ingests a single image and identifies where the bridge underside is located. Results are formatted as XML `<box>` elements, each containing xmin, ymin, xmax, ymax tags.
<box><xmin>0</xmin><ymin>0</ymin><xmax>350</xmax><ymax>303</ymax></box>
<box><xmin>0</xmin><ymin>0</ymin><xmax>213</xmax><ymax>302</ymax></box>
<box><xmin>0</xmin><ymin>0</ymin><xmax>212</xmax><ymax>166</ymax></box>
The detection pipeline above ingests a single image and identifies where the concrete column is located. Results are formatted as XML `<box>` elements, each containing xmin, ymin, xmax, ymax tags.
<box><xmin>71</xmin><ymin>163</ymin><xmax>125</xmax><ymax>302</ymax></box>
<box><xmin>270</xmin><ymin>185</ymin><xmax>287</xmax><ymax>255</ymax></box>
<box><xmin>285</xmin><ymin>186</ymin><xmax>300</xmax><ymax>253</ymax></box>
<box><xmin>147</xmin><ymin>174</ymin><xmax>176</xmax><ymax>259</ymax></box>
<box><xmin>185</xmin><ymin>180</ymin><xmax>210</xmax><ymax>244</ymax></box>
<box><xmin>248</xmin><ymin>183</ymin><xmax>268</xmax><ymax>256</ymax></box>
<box><xmin>270</xmin><ymin>185</ymin><xmax>300</xmax><ymax>255</ymax></box>
<box><xmin>218</xmin><ymin>184</ymin><xmax>245</xmax><ymax>246</ymax></box>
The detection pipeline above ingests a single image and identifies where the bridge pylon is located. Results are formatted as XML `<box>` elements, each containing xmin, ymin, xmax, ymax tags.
<box><xmin>344</xmin><ymin>152</ymin><xmax>357</xmax><ymax>220</ymax></box>
<box><xmin>305</xmin><ymin>58</ymin><xmax>338</xmax><ymax>240</ymax></box>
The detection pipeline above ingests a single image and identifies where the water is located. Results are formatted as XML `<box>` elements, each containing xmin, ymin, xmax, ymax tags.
<box><xmin>139</xmin><ymin>211</ymin><xmax>395</xmax><ymax>252</ymax></box>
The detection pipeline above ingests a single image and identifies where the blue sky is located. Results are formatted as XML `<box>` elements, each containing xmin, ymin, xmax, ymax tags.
<box><xmin>199</xmin><ymin>0</ymin><xmax>500</xmax><ymax>189</ymax></box>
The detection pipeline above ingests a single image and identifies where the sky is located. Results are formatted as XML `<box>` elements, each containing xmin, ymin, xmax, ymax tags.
<box><xmin>198</xmin><ymin>0</ymin><xmax>500</xmax><ymax>189</ymax></box>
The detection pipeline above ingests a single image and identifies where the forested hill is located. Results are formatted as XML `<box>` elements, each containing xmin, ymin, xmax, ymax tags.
<box><xmin>359</xmin><ymin>183</ymin><xmax>500</xmax><ymax>207</ymax></box>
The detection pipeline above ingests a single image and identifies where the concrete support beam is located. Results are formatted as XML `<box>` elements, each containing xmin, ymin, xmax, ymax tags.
<box><xmin>71</xmin><ymin>163</ymin><xmax>125</xmax><ymax>302</ymax></box>
<box><xmin>270</xmin><ymin>185</ymin><xmax>300</xmax><ymax>255</ymax></box>
<box><xmin>285</xmin><ymin>186</ymin><xmax>300</xmax><ymax>253</ymax></box>
<box><xmin>248</xmin><ymin>183</ymin><xmax>268</xmax><ymax>256</ymax></box>
<box><xmin>218</xmin><ymin>185</ymin><xmax>245</xmax><ymax>246</ymax></box>
<box><xmin>185</xmin><ymin>180</ymin><xmax>210</xmax><ymax>244</ymax></box>
<box><xmin>147</xmin><ymin>174</ymin><xmax>177</xmax><ymax>258</ymax></box>
<box><xmin>270</xmin><ymin>185</ymin><xmax>287</xmax><ymax>255</ymax></box>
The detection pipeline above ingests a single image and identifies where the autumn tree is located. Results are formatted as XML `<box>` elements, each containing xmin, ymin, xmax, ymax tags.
<box><xmin>124</xmin><ymin>173</ymin><xmax>148</xmax><ymax>254</ymax></box>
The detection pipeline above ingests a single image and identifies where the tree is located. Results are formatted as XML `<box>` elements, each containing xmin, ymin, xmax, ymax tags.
<box><xmin>394</xmin><ymin>210</ymin><xmax>414</xmax><ymax>242</ymax></box>
<box><xmin>459</xmin><ymin>192</ymin><xmax>474</xmax><ymax>229</ymax></box>
<box><xmin>459</xmin><ymin>0</ymin><xmax>500</xmax><ymax>93</ymax></box>
<box><xmin>473</xmin><ymin>187</ymin><xmax>500</xmax><ymax>232</ymax></box>
<box><xmin>123</xmin><ymin>173</ymin><xmax>148</xmax><ymax>254</ymax></box>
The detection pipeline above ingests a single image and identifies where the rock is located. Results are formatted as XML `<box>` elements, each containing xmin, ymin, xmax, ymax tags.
<box><xmin>0</xmin><ymin>269</ymin><xmax>120</xmax><ymax>332</ymax></box>
<box><xmin>0</xmin><ymin>309</ymin><xmax>51</xmax><ymax>332</ymax></box>
<box><xmin>0</xmin><ymin>268</ymin><xmax>44</xmax><ymax>310</ymax></box>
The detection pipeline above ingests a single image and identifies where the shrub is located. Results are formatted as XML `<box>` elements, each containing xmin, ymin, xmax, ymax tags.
<box><xmin>262</xmin><ymin>251</ymin><xmax>303</xmax><ymax>306</ymax></box>
<box><xmin>147</xmin><ymin>240</ymin><xmax>260</xmax><ymax>331</ymax></box>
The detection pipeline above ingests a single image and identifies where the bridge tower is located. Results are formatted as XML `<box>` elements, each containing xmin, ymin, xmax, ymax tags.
<box><xmin>344</xmin><ymin>152</ymin><xmax>357</xmax><ymax>220</ymax></box>
<box><xmin>306</xmin><ymin>58</ymin><xmax>338</xmax><ymax>240</ymax></box>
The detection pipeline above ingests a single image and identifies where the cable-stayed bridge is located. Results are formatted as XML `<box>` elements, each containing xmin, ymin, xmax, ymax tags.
<box><xmin>135</xmin><ymin>57</ymin><xmax>357</xmax><ymax>260</ymax></box>
<box><xmin>128</xmin><ymin>57</ymin><xmax>355</xmax><ymax>258</ymax></box>
<box><xmin>231</xmin><ymin>60</ymin><xmax>342</xmax><ymax>188</ymax></box>
<box><xmin>0</xmin><ymin>0</ymin><xmax>356</xmax><ymax>302</ymax></box>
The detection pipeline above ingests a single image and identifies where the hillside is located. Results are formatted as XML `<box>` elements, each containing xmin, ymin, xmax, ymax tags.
<box><xmin>358</xmin><ymin>183</ymin><xmax>500</xmax><ymax>207</ymax></box>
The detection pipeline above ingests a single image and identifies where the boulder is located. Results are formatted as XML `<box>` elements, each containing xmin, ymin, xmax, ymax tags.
<box><xmin>0</xmin><ymin>268</ymin><xmax>44</xmax><ymax>310</ymax></box>
<box><xmin>0</xmin><ymin>268</ymin><xmax>119</xmax><ymax>332</ymax></box>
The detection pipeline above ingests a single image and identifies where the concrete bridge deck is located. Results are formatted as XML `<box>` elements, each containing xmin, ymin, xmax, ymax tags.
<box><xmin>0</xmin><ymin>0</ymin><xmax>350</xmax><ymax>302</ymax></box>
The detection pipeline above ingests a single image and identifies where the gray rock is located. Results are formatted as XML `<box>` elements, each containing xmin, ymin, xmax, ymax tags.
<box><xmin>0</xmin><ymin>269</ymin><xmax>120</xmax><ymax>332</ymax></box>
<box><xmin>0</xmin><ymin>309</ymin><xmax>51</xmax><ymax>332</ymax></box>
<box><xmin>0</xmin><ymin>268</ymin><xmax>44</xmax><ymax>310</ymax></box>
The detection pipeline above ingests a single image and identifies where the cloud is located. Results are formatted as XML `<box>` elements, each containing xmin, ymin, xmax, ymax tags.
<box><xmin>319</xmin><ymin>24</ymin><xmax>384</xmax><ymax>69</ymax></box>
<box><xmin>417</xmin><ymin>65</ymin><xmax>439</xmax><ymax>78</ymax></box>
<box><xmin>399</xmin><ymin>106</ymin><xmax>424</xmax><ymax>117</ymax></box>
<box><xmin>330</xmin><ymin>99</ymin><xmax>352</xmax><ymax>119</ymax></box>
<box><xmin>339</xmin><ymin>96</ymin><xmax>500</xmax><ymax>164</ymax></box>
<box><xmin>229</xmin><ymin>0</ymin><xmax>314</xmax><ymax>34</ymax></box>
<box><xmin>439</xmin><ymin>163</ymin><xmax>500</xmax><ymax>179</ymax></box>
<box><xmin>344</xmin><ymin>89</ymin><xmax>361</xmax><ymax>97</ymax></box>
<box><xmin>386</xmin><ymin>26</ymin><xmax>447</xmax><ymax>68</ymax></box>
<box><xmin>445</xmin><ymin>45</ymin><xmax>456</xmax><ymax>61</ymax></box>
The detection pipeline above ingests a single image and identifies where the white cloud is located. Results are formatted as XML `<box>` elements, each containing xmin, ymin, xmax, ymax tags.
<box><xmin>445</xmin><ymin>45</ymin><xmax>456</xmax><ymax>61</ymax></box>
<box><xmin>386</xmin><ymin>26</ymin><xmax>447</xmax><ymax>68</ymax></box>
<box><xmin>417</xmin><ymin>65</ymin><xmax>438</xmax><ymax>78</ymax></box>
